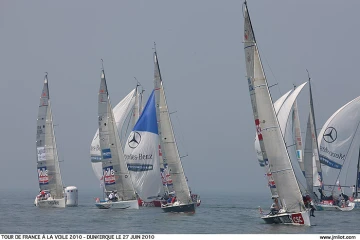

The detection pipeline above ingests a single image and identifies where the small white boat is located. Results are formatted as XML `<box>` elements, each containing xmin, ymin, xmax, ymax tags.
<box><xmin>94</xmin><ymin>65</ymin><xmax>139</xmax><ymax>210</ymax></box>
<box><xmin>95</xmin><ymin>199</ymin><xmax>139</xmax><ymax>210</ymax></box>
<box><xmin>35</xmin><ymin>74</ymin><xmax>77</xmax><ymax>208</ymax></box>
<box><xmin>261</xmin><ymin>209</ymin><xmax>310</xmax><ymax>226</ymax></box>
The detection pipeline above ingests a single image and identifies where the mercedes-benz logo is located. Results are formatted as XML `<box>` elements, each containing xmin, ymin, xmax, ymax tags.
<box><xmin>323</xmin><ymin>127</ymin><xmax>337</xmax><ymax>143</ymax></box>
<box><xmin>128</xmin><ymin>132</ymin><xmax>141</xmax><ymax>148</ymax></box>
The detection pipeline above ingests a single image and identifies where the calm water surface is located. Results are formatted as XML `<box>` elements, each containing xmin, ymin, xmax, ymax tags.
<box><xmin>0</xmin><ymin>189</ymin><xmax>359</xmax><ymax>234</ymax></box>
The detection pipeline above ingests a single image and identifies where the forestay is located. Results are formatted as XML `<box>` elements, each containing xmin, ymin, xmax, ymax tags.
<box><xmin>124</xmin><ymin>90</ymin><xmax>163</xmax><ymax>201</ymax></box>
<box><xmin>36</xmin><ymin>74</ymin><xmax>64</xmax><ymax>199</ymax></box>
<box><xmin>98</xmin><ymin>70</ymin><xmax>137</xmax><ymax>201</ymax></box>
<box><xmin>244</xmin><ymin>4</ymin><xmax>305</xmax><ymax>213</ymax></box>
<box><xmin>153</xmin><ymin>50</ymin><xmax>192</xmax><ymax>205</ymax></box>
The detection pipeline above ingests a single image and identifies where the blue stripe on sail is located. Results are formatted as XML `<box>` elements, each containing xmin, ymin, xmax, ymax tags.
<box><xmin>133</xmin><ymin>90</ymin><xmax>158</xmax><ymax>134</ymax></box>
<box><xmin>319</xmin><ymin>155</ymin><xmax>342</xmax><ymax>169</ymax></box>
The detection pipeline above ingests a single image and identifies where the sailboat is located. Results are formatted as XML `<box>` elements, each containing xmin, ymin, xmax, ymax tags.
<box><xmin>153</xmin><ymin>47</ymin><xmax>196</xmax><ymax>213</ymax></box>
<box><xmin>243</xmin><ymin>1</ymin><xmax>310</xmax><ymax>225</ymax></box>
<box><xmin>95</xmin><ymin>67</ymin><xmax>139</xmax><ymax>210</ymax></box>
<box><xmin>317</xmin><ymin>96</ymin><xmax>360</xmax><ymax>211</ymax></box>
<box><xmin>35</xmin><ymin>73</ymin><xmax>67</xmax><ymax>208</ymax></box>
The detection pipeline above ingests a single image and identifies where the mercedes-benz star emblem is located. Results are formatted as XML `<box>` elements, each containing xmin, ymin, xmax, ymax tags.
<box><xmin>128</xmin><ymin>132</ymin><xmax>141</xmax><ymax>148</ymax></box>
<box><xmin>323</xmin><ymin>127</ymin><xmax>337</xmax><ymax>143</ymax></box>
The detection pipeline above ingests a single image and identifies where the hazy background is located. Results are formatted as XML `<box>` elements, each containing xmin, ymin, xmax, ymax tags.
<box><xmin>0</xmin><ymin>0</ymin><xmax>359</xmax><ymax>196</ymax></box>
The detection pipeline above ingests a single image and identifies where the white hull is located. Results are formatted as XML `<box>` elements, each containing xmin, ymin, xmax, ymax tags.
<box><xmin>34</xmin><ymin>197</ymin><xmax>66</xmax><ymax>208</ymax></box>
<box><xmin>95</xmin><ymin>199</ymin><xmax>139</xmax><ymax>209</ymax></box>
<box><xmin>261</xmin><ymin>210</ymin><xmax>311</xmax><ymax>226</ymax></box>
<box><xmin>317</xmin><ymin>202</ymin><xmax>355</xmax><ymax>211</ymax></box>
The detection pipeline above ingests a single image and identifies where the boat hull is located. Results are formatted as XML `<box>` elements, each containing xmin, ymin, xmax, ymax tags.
<box><xmin>317</xmin><ymin>201</ymin><xmax>355</xmax><ymax>211</ymax></box>
<box><xmin>34</xmin><ymin>197</ymin><xmax>66</xmax><ymax>208</ymax></box>
<box><xmin>261</xmin><ymin>210</ymin><xmax>310</xmax><ymax>226</ymax></box>
<box><xmin>95</xmin><ymin>199</ymin><xmax>139</xmax><ymax>209</ymax></box>
<box><xmin>138</xmin><ymin>194</ymin><xmax>201</xmax><ymax>207</ymax></box>
<box><xmin>161</xmin><ymin>203</ymin><xmax>195</xmax><ymax>213</ymax></box>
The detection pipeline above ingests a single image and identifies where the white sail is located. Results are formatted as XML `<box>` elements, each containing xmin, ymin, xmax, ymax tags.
<box><xmin>255</xmin><ymin>89</ymin><xmax>292</xmax><ymax>167</ymax></box>
<box><xmin>98</xmin><ymin>70</ymin><xmax>136</xmax><ymax>201</ymax></box>
<box><xmin>90</xmin><ymin>89</ymin><xmax>136</xmax><ymax>181</ymax></box>
<box><xmin>304</xmin><ymin>114</ymin><xmax>314</xmax><ymax>194</ymax></box>
<box><xmin>318</xmin><ymin>96</ymin><xmax>360</xmax><ymax>194</ymax></box>
<box><xmin>277</xmin><ymin>82</ymin><xmax>307</xmax><ymax>138</ymax></box>
<box><xmin>36</xmin><ymin>74</ymin><xmax>64</xmax><ymax>199</ymax></box>
<box><xmin>244</xmin><ymin>3</ymin><xmax>305</xmax><ymax>213</ymax></box>
<box><xmin>254</xmin><ymin>89</ymin><xmax>292</xmax><ymax>198</ymax></box>
<box><xmin>292</xmin><ymin>100</ymin><xmax>304</xmax><ymax>174</ymax></box>
<box><xmin>153</xmin><ymin>50</ymin><xmax>192</xmax><ymax>205</ymax></box>
<box><xmin>124</xmin><ymin>90</ymin><xmax>163</xmax><ymax>201</ymax></box>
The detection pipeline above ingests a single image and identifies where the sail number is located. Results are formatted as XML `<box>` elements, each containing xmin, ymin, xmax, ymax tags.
<box><xmin>291</xmin><ymin>213</ymin><xmax>304</xmax><ymax>224</ymax></box>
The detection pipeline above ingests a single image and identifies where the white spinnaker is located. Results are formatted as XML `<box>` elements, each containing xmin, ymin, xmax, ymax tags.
<box><xmin>90</xmin><ymin>89</ymin><xmax>136</xmax><ymax>181</ymax></box>
<box><xmin>244</xmin><ymin>3</ymin><xmax>305</xmax><ymax>212</ymax></box>
<box><xmin>318</xmin><ymin>96</ymin><xmax>360</xmax><ymax>194</ymax></box>
<box><xmin>36</xmin><ymin>74</ymin><xmax>64</xmax><ymax>199</ymax></box>
<box><xmin>124</xmin><ymin>91</ymin><xmax>163</xmax><ymax>201</ymax></box>
<box><xmin>154</xmin><ymin>51</ymin><xmax>192</xmax><ymax>205</ymax></box>
<box><xmin>98</xmin><ymin>70</ymin><xmax>136</xmax><ymax>200</ymax></box>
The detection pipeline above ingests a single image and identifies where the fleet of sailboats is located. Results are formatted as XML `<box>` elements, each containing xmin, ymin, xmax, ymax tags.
<box><xmin>29</xmin><ymin>1</ymin><xmax>360</xmax><ymax>229</ymax></box>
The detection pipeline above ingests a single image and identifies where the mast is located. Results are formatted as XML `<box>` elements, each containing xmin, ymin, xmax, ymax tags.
<box><xmin>356</xmin><ymin>148</ymin><xmax>360</xmax><ymax>198</ymax></box>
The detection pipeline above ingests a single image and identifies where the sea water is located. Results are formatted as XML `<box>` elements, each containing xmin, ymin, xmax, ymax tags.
<box><xmin>0</xmin><ymin>189</ymin><xmax>359</xmax><ymax>234</ymax></box>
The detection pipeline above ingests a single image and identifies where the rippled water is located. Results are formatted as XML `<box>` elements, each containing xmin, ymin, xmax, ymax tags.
<box><xmin>0</xmin><ymin>189</ymin><xmax>359</xmax><ymax>234</ymax></box>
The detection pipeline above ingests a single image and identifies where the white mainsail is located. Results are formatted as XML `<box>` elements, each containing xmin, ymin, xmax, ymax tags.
<box><xmin>36</xmin><ymin>74</ymin><xmax>64</xmax><ymax>199</ymax></box>
<box><xmin>90</xmin><ymin>89</ymin><xmax>136</xmax><ymax>182</ymax></box>
<box><xmin>244</xmin><ymin>2</ymin><xmax>305</xmax><ymax>213</ymax></box>
<box><xmin>98</xmin><ymin>70</ymin><xmax>137</xmax><ymax>201</ymax></box>
<box><xmin>255</xmin><ymin>89</ymin><xmax>292</xmax><ymax>167</ymax></box>
<box><xmin>318</xmin><ymin>96</ymin><xmax>360</xmax><ymax>195</ymax></box>
<box><xmin>153</xmin><ymin>50</ymin><xmax>192</xmax><ymax>205</ymax></box>
<box><xmin>254</xmin><ymin>89</ymin><xmax>292</xmax><ymax>198</ymax></box>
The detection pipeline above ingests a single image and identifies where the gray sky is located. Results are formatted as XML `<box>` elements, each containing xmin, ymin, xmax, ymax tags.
<box><xmin>1</xmin><ymin>0</ymin><xmax>359</xmax><ymax>195</ymax></box>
